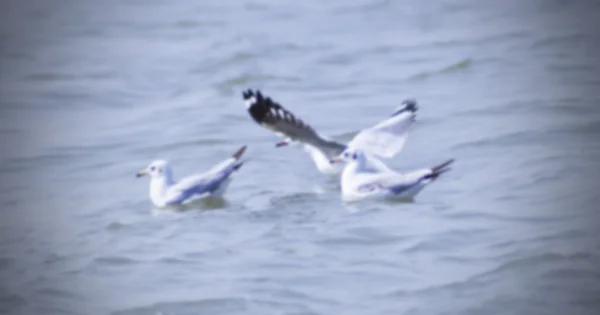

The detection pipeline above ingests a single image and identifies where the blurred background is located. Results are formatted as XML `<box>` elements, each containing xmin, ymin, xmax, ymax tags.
<box><xmin>1</xmin><ymin>0</ymin><xmax>599</xmax><ymax>314</ymax></box>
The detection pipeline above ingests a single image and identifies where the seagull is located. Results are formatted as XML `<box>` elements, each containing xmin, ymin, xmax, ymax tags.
<box><xmin>331</xmin><ymin>149</ymin><xmax>454</xmax><ymax>202</ymax></box>
<box><xmin>241</xmin><ymin>89</ymin><xmax>418</xmax><ymax>174</ymax></box>
<box><xmin>136</xmin><ymin>145</ymin><xmax>247</xmax><ymax>208</ymax></box>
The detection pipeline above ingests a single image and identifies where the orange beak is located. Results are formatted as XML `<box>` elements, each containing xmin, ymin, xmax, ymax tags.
<box><xmin>136</xmin><ymin>169</ymin><xmax>148</xmax><ymax>178</ymax></box>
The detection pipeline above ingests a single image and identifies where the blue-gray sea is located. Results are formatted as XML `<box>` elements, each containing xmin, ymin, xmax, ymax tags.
<box><xmin>1</xmin><ymin>0</ymin><xmax>600</xmax><ymax>314</ymax></box>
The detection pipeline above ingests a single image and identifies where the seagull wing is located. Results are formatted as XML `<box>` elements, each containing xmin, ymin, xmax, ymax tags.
<box><xmin>346</xmin><ymin>100</ymin><xmax>418</xmax><ymax>159</ymax></box>
<box><xmin>163</xmin><ymin>146</ymin><xmax>247</xmax><ymax>205</ymax></box>
<box><xmin>242</xmin><ymin>89</ymin><xmax>346</xmax><ymax>158</ymax></box>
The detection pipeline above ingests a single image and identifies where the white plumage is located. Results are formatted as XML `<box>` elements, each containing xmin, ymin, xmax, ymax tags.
<box><xmin>335</xmin><ymin>149</ymin><xmax>454</xmax><ymax>202</ymax></box>
<box><xmin>136</xmin><ymin>146</ymin><xmax>247</xmax><ymax>208</ymax></box>
<box><xmin>241</xmin><ymin>89</ymin><xmax>418</xmax><ymax>175</ymax></box>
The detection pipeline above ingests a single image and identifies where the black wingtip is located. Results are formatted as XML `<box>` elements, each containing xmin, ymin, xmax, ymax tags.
<box><xmin>232</xmin><ymin>160</ymin><xmax>245</xmax><ymax>171</ymax></box>
<box><xmin>240</xmin><ymin>89</ymin><xmax>315</xmax><ymax>143</ymax></box>
<box><xmin>241</xmin><ymin>88</ymin><xmax>275</xmax><ymax>124</ymax></box>
<box><xmin>242</xmin><ymin>89</ymin><xmax>263</xmax><ymax>101</ymax></box>
<box><xmin>402</xmin><ymin>99</ymin><xmax>418</xmax><ymax>112</ymax></box>
<box><xmin>424</xmin><ymin>159</ymin><xmax>455</xmax><ymax>180</ymax></box>
<box><xmin>391</xmin><ymin>99</ymin><xmax>419</xmax><ymax>117</ymax></box>
<box><xmin>432</xmin><ymin>159</ymin><xmax>455</xmax><ymax>172</ymax></box>
<box><xmin>242</xmin><ymin>89</ymin><xmax>254</xmax><ymax>100</ymax></box>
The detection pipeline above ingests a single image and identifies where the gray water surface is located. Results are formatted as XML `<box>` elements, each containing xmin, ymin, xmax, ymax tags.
<box><xmin>1</xmin><ymin>1</ymin><xmax>600</xmax><ymax>314</ymax></box>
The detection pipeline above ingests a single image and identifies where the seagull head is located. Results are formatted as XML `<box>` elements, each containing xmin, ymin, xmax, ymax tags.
<box><xmin>330</xmin><ymin>149</ymin><xmax>366</xmax><ymax>165</ymax></box>
<box><xmin>136</xmin><ymin>160</ymin><xmax>173</xmax><ymax>180</ymax></box>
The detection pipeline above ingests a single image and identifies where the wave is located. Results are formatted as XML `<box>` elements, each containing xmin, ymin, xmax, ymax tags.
<box><xmin>213</xmin><ymin>73</ymin><xmax>302</xmax><ymax>95</ymax></box>
<box><xmin>111</xmin><ymin>297</ymin><xmax>248</xmax><ymax>315</ymax></box>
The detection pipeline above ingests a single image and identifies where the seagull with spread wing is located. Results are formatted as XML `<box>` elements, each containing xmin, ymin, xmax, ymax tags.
<box><xmin>241</xmin><ymin>89</ymin><xmax>418</xmax><ymax>175</ymax></box>
<box><xmin>136</xmin><ymin>146</ymin><xmax>247</xmax><ymax>208</ymax></box>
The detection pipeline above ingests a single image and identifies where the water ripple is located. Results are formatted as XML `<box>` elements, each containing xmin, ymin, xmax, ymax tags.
<box><xmin>2</xmin><ymin>0</ymin><xmax>599</xmax><ymax>314</ymax></box>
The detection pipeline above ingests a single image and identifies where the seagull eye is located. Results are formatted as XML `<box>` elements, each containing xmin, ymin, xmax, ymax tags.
<box><xmin>150</xmin><ymin>166</ymin><xmax>156</xmax><ymax>171</ymax></box>
<box><xmin>352</xmin><ymin>153</ymin><xmax>357</xmax><ymax>160</ymax></box>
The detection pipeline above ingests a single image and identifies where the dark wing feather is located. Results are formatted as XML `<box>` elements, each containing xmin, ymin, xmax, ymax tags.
<box><xmin>242</xmin><ymin>89</ymin><xmax>346</xmax><ymax>157</ymax></box>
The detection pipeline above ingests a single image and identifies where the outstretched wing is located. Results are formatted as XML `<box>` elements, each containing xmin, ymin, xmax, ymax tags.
<box><xmin>164</xmin><ymin>146</ymin><xmax>247</xmax><ymax>205</ymax></box>
<box><xmin>242</xmin><ymin>89</ymin><xmax>346</xmax><ymax>158</ymax></box>
<box><xmin>347</xmin><ymin>99</ymin><xmax>418</xmax><ymax>159</ymax></box>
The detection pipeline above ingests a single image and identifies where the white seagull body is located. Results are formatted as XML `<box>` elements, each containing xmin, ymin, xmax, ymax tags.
<box><xmin>334</xmin><ymin>150</ymin><xmax>454</xmax><ymax>202</ymax></box>
<box><xmin>136</xmin><ymin>146</ymin><xmax>247</xmax><ymax>208</ymax></box>
<box><xmin>241</xmin><ymin>89</ymin><xmax>418</xmax><ymax>175</ymax></box>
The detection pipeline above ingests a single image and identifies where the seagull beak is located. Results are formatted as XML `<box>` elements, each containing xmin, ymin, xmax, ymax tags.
<box><xmin>329</xmin><ymin>156</ymin><xmax>343</xmax><ymax>164</ymax></box>
<box><xmin>136</xmin><ymin>170</ymin><xmax>147</xmax><ymax>178</ymax></box>
<box><xmin>275</xmin><ymin>140</ymin><xmax>289</xmax><ymax>147</ymax></box>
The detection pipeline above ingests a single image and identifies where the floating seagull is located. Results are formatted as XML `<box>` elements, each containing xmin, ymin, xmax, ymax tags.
<box><xmin>331</xmin><ymin>149</ymin><xmax>454</xmax><ymax>202</ymax></box>
<box><xmin>136</xmin><ymin>146</ymin><xmax>247</xmax><ymax>208</ymax></box>
<box><xmin>241</xmin><ymin>89</ymin><xmax>418</xmax><ymax>174</ymax></box>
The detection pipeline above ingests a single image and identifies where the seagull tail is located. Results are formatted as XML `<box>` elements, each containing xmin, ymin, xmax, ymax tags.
<box><xmin>232</xmin><ymin>145</ymin><xmax>247</xmax><ymax>160</ymax></box>
<box><xmin>230</xmin><ymin>145</ymin><xmax>248</xmax><ymax>172</ymax></box>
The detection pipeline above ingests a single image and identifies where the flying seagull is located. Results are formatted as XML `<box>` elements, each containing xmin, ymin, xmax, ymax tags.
<box><xmin>241</xmin><ymin>89</ymin><xmax>418</xmax><ymax>174</ymax></box>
